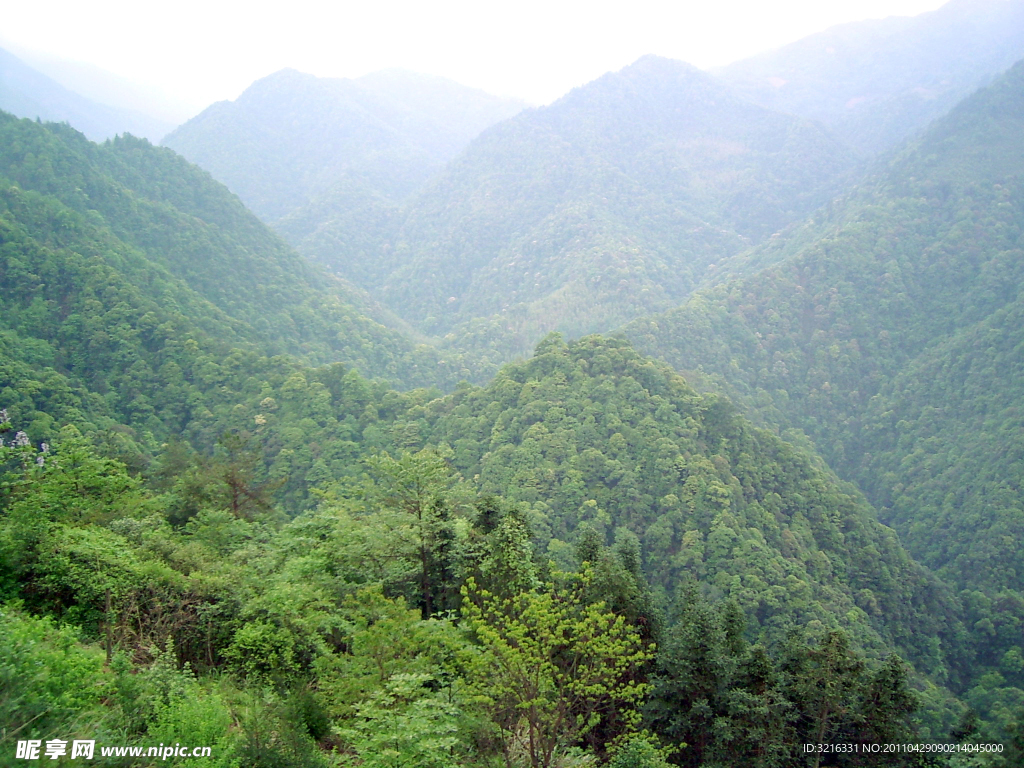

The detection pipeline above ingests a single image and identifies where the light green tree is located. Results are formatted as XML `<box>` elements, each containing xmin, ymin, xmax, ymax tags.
<box><xmin>461</xmin><ymin>577</ymin><xmax>653</xmax><ymax>768</ymax></box>
<box><xmin>338</xmin><ymin>673</ymin><xmax>462</xmax><ymax>768</ymax></box>
<box><xmin>364</xmin><ymin>449</ymin><xmax>460</xmax><ymax>618</ymax></box>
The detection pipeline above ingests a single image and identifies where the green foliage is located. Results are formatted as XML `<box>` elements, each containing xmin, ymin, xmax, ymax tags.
<box><xmin>608</xmin><ymin>737</ymin><xmax>673</xmax><ymax>768</ymax></box>
<box><xmin>624</xmin><ymin>64</ymin><xmax>1024</xmax><ymax>724</ymax></box>
<box><xmin>475</xmin><ymin>507</ymin><xmax>539</xmax><ymax>599</ymax></box>
<box><xmin>0</xmin><ymin>436</ymin><xmax>160</xmax><ymax>629</ymax></box>
<box><xmin>233</xmin><ymin>690</ymin><xmax>330</xmax><ymax>768</ymax></box>
<box><xmin>147</xmin><ymin>693</ymin><xmax>239</xmax><ymax>768</ymax></box>
<box><xmin>649</xmin><ymin>592</ymin><xmax>928</xmax><ymax>768</ymax></box>
<box><xmin>0</xmin><ymin>607</ymin><xmax>114</xmax><ymax>756</ymax></box>
<box><xmin>423</xmin><ymin>335</ymin><xmax>963</xmax><ymax>671</ymax></box>
<box><xmin>6</xmin><ymin>56</ymin><xmax>1024</xmax><ymax>764</ymax></box>
<box><xmin>338</xmin><ymin>673</ymin><xmax>463</xmax><ymax>768</ymax></box>
<box><xmin>0</xmin><ymin>127</ymin><xmax>454</xmax><ymax>506</ymax></box>
<box><xmin>314</xmin><ymin>586</ymin><xmax>466</xmax><ymax>720</ymax></box>
<box><xmin>618</xmin><ymin>61</ymin><xmax>1024</xmax><ymax>716</ymax></box>
<box><xmin>626</xmin><ymin>61</ymin><xmax>1024</xmax><ymax>602</ymax></box>
<box><xmin>366</xmin><ymin>57</ymin><xmax>854</xmax><ymax>359</ymax></box>
<box><xmin>462</xmin><ymin>577</ymin><xmax>653</xmax><ymax>768</ymax></box>
<box><xmin>119</xmin><ymin>646</ymin><xmax>240</xmax><ymax>767</ymax></box>
<box><xmin>0</xmin><ymin>109</ymin><xmax>472</xmax><ymax>397</ymax></box>
<box><xmin>333</xmin><ymin>449</ymin><xmax>466</xmax><ymax>616</ymax></box>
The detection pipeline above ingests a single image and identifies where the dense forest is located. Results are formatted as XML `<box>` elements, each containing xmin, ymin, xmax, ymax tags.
<box><xmin>5</xmin><ymin>2</ymin><xmax>1024</xmax><ymax>765</ymax></box>
<box><xmin>622</xmin><ymin>56</ymin><xmax>1024</xmax><ymax>751</ymax></box>
<box><xmin>168</xmin><ymin>56</ymin><xmax>858</xmax><ymax>364</ymax></box>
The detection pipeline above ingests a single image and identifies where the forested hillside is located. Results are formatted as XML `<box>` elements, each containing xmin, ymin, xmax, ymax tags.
<box><xmin>2</xmin><ymin>111</ymin><xmax>1006</xmax><ymax>767</ymax></box>
<box><xmin>626</xmin><ymin>57</ymin><xmax>1024</xmax><ymax>590</ymax></box>
<box><xmin>6</xmin><ymin>3</ymin><xmax>1024</xmax><ymax>763</ymax></box>
<box><xmin>623</xmin><ymin>58</ymin><xmax>1024</xmax><ymax>732</ymax></box>
<box><xmin>717</xmin><ymin>0</ymin><xmax>1024</xmax><ymax>154</ymax></box>
<box><xmin>0</xmin><ymin>111</ymin><xmax>479</xmax><ymax>390</ymax></box>
<box><xmin>0</xmin><ymin>110</ymin><xmax>963</xmax><ymax>671</ymax></box>
<box><xmin>371</xmin><ymin>56</ymin><xmax>855</xmax><ymax>354</ymax></box>
<box><xmin>163</xmin><ymin>56</ymin><xmax>855</xmax><ymax>365</ymax></box>
<box><xmin>0</xmin><ymin>322</ymin><xmax>986</xmax><ymax>766</ymax></box>
<box><xmin>420</xmin><ymin>336</ymin><xmax>967</xmax><ymax>669</ymax></box>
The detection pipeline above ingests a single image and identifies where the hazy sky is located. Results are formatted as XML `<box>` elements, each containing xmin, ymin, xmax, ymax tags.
<box><xmin>5</xmin><ymin>0</ymin><xmax>949</xmax><ymax>116</ymax></box>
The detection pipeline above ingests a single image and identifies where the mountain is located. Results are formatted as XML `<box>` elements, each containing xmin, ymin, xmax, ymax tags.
<box><xmin>162</xmin><ymin>68</ymin><xmax>527</xmax><ymax>223</ymax></box>
<box><xmin>623</xmin><ymin>58</ymin><xmax>1024</xmax><ymax>605</ymax></box>
<box><xmin>2</xmin><ymin>43</ymin><xmax>197</xmax><ymax>126</ymax></box>
<box><xmin>0</xmin><ymin>46</ymin><xmax>174</xmax><ymax>141</ymax></box>
<box><xmin>367</xmin><ymin>56</ymin><xmax>855</xmax><ymax>355</ymax></box>
<box><xmin>0</xmin><ymin>110</ymin><xmax>474</xmax><ymax>402</ymax></box>
<box><xmin>0</xmin><ymin>108</ymin><xmax>969</xmax><ymax>664</ymax></box>
<box><xmin>419</xmin><ymin>335</ymin><xmax>966</xmax><ymax>673</ymax></box>
<box><xmin>716</xmin><ymin>0</ymin><xmax>1024</xmax><ymax>154</ymax></box>
<box><xmin>352</xmin><ymin>69</ymin><xmax>530</xmax><ymax>154</ymax></box>
<box><xmin>0</xmin><ymin>334</ymin><xmax>976</xmax><ymax>766</ymax></box>
<box><xmin>0</xmin><ymin>111</ymin><xmax>965</xmax><ymax>670</ymax></box>
<box><xmin>1</xmin><ymin>94</ymin><xmax>1013</xmax><ymax>761</ymax></box>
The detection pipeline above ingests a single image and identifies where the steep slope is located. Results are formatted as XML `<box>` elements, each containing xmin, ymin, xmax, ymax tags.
<box><xmin>624</xmin><ymin>58</ymin><xmax>1024</xmax><ymax>598</ymax></box>
<box><xmin>717</xmin><ymin>0</ymin><xmax>1024</xmax><ymax>154</ymax></box>
<box><xmin>162</xmin><ymin>68</ymin><xmax>526</xmax><ymax>222</ymax></box>
<box><xmin>0</xmin><ymin>46</ymin><xmax>172</xmax><ymax>141</ymax></box>
<box><xmin>374</xmin><ymin>56</ymin><xmax>855</xmax><ymax>354</ymax></box>
<box><xmin>267</xmin><ymin>70</ymin><xmax>529</xmax><ymax>285</ymax></box>
<box><xmin>417</xmin><ymin>335</ymin><xmax>965</xmax><ymax>677</ymax></box>
<box><xmin>0</xmin><ymin>115</ymin><xmax>966</xmax><ymax>661</ymax></box>
<box><xmin>0</xmin><ymin>116</ymin><xmax>962</xmax><ymax>669</ymax></box>
<box><xmin>0</xmin><ymin>111</ymin><xmax>470</xmax><ymax>389</ymax></box>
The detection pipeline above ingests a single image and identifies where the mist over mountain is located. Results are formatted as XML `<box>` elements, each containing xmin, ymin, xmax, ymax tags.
<box><xmin>162</xmin><ymin>68</ymin><xmax>527</xmax><ymax>222</ymax></box>
<box><xmin>717</xmin><ymin>0</ymin><xmax>1024</xmax><ymax>154</ymax></box>
<box><xmin>0</xmin><ymin>46</ymin><xmax>174</xmax><ymax>141</ymax></box>
<box><xmin>4</xmin><ymin>44</ymin><xmax>195</xmax><ymax>126</ymax></box>
<box><xmin>367</xmin><ymin>56</ymin><xmax>856</xmax><ymax>354</ymax></box>
<box><xmin>162</xmin><ymin>56</ymin><xmax>858</xmax><ymax>368</ymax></box>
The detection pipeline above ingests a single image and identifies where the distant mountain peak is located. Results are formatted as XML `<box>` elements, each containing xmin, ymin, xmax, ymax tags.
<box><xmin>549</xmin><ymin>54</ymin><xmax>729</xmax><ymax>116</ymax></box>
<box><xmin>716</xmin><ymin>0</ymin><xmax>1024</xmax><ymax>153</ymax></box>
<box><xmin>162</xmin><ymin>67</ymin><xmax>526</xmax><ymax>221</ymax></box>
<box><xmin>237</xmin><ymin>67</ymin><xmax>350</xmax><ymax>101</ymax></box>
<box><xmin>0</xmin><ymin>46</ymin><xmax>174</xmax><ymax>141</ymax></box>
<box><xmin>254</xmin><ymin>66</ymin><xmax>311</xmax><ymax>83</ymax></box>
<box><xmin>367</xmin><ymin>50</ymin><xmax>855</xmax><ymax>347</ymax></box>
<box><xmin>622</xmin><ymin>54</ymin><xmax>707</xmax><ymax>78</ymax></box>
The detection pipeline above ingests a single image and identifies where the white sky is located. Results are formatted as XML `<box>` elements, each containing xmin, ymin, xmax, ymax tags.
<box><xmin>4</xmin><ymin>0</ymin><xmax>949</xmax><ymax>116</ymax></box>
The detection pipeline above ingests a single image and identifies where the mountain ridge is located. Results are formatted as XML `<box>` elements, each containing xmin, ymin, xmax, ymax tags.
<box><xmin>622</xmin><ymin>57</ymin><xmax>1024</xmax><ymax>599</ymax></box>
<box><xmin>0</xmin><ymin>46</ymin><xmax>174</xmax><ymax>142</ymax></box>
<box><xmin>367</xmin><ymin>55</ymin><xmax>857</xmax><ymax>352</ymax></box>
<box><xmin>716</xmin><ymin>0</ymin><xmax>1024</xmax><ymax>154</ymax></box>
<box><xmin>162</xmin><ymin>67</ymin><xmax>527</xmax><ymax>222</ymax></box>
